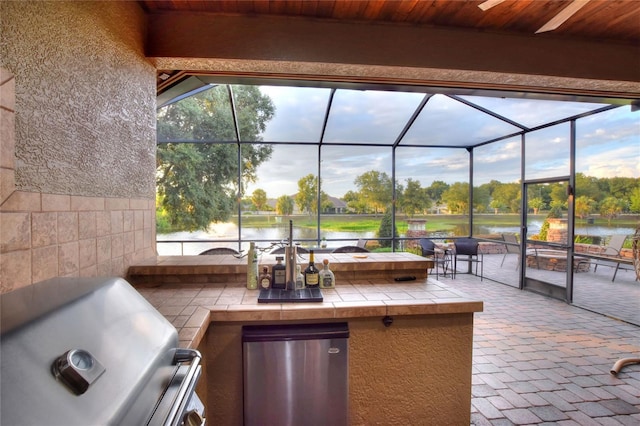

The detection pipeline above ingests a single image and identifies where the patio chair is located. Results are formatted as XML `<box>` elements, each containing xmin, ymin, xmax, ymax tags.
<box><xmin>331</xmin><ymin>245</ymin><xmax>369</xmax><ymax>253</ymax></box>
<box><xmin>453</xmin><ymin>238</ymin><xmax>483</xmax><ymax>281</ymax></box>
<box><xmin>418</xmin><ymin>238</ymin><xmax>449</xmax><ymax>279</ymax></box>
<box><xmin>500</xmin><ymin>233</ymin><xmax>521</xmax><ymax>269</ymax></box>
<box><xmin>593</xmin><ymin>235</ymin><xmax>632</xmax><ymax>281</ymax></box>
<box><xmin>199</xmin><ymin>247</ymin><xmax>240</xmax><ymax>255</ymax></box>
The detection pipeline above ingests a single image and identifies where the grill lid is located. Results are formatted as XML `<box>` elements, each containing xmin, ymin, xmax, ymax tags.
<box><xmin>1</xmin><ymin>277</ymin><xmax>181</xmax><ymax>426</ymax></box>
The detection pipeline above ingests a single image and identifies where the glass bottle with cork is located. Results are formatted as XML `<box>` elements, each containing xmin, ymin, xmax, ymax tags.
<box><xmin>304</xmin><ymin>250</ymin><xmax>320</xmax><ymax>288</ymax></box>
<box><xmin>319</xmin><ymin>258</ymin><xmax>335</xmax><ymax>289</ymax></box>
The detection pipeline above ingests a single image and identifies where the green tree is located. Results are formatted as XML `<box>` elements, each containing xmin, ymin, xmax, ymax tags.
<box><xmin>599</xmin><ymin>196</ymin><xmax>625</xmax><ymax>225</ymax></box>
<box><xmin>473</xmin><ymin>185</ymin><xmax>491</xmax><ymax>213</ymax></box>
<box><xmin>377</xmin><ymin>209</ymin><xmax>398</xmax><ymax>249</ymax></box>
<box><xmin>606</xmin><ymin>177</ymin><xmax>637</xmax><ymax>200</ymax></box>
<box><xmin>344</xmin><ymin>190</ymin><xmax>368</xmax><ymax>213</ymax></box>
<box><xmin>398</xmin><ymin>178</ymin><xmax>431</xmax><ymax>217</ymax></box>
<box><xmin>489</xmin><ymin>198</ymin><xmax>507</xmax><ymax>214</ymax></box>
<box><xmin>575</xmin><ymin>195</ymin><xmax>596</xmax><ymax>219</ymax></box>
<box><xmin>528</xmin><ymin>197</ymin><xmax>545</xmax><ymax>215</ymax></box>
<box><xmin>296</xmin><ymin>174</ymin><xmax>318</xmax><ymax>215</ymax></box>
<box><xmin>629</xmin><ymin>186</ymin><xmax>640</xmax><ymax>213</ymax></box>
<box><xmin>549</xmin><ymin>183</ymin><xmax>568</xmax><ymax>211</ymax></box>
<box><xmin>354</xmin><ymin>171</ymin><xmax>392</xmax><ymax>214</ymax></box>
<box><xmin>491</xmin><ymin>182</ymin><xmax>520</xmax><ymax>213</ymax></box>
<box><xmin>276</xmin><ymin>195</ymin><xmax>294</xmax><ymax>216</ymax></box>
<box><xmin>426</xmin><ymin>180</ymin><xmax>449</xmax><ymax>204</ymax></box>
<box><xmin>442</xmin><ymin>182</ymin><xmax>469</xmax><ymax>214</ymax></box>
<box><xmin>156</xmin><ymin>85</ymin><xmax>275</xmax><ymax>230</ymax></box>
<box><xmin>575</xmin><ymin>173</ymin><xmax>602</xmax><ymax>201</ymax></box>
<box><xmin>251</xmin><ymin>189</ymin><xmax>268</xmax><ymax>213</ymax></box>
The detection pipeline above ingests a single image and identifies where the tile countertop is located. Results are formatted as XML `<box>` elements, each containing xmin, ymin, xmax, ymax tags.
<box><xmin>136</xmin><ymin>278</ymin><xmax>483</xmax><ymax>349</ymax></box>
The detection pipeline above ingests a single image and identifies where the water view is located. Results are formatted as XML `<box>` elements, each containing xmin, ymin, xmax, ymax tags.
<box><xmin>157</xmin><ymin>219</ymin><xmax>636</xmax><ymax>256</ymax></box>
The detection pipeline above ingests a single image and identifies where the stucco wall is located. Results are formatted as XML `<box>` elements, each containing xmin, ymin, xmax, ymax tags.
<box><xmin>0</xmin><ymin>1</ymin><xmax>157</xmax><ymax>293</ymax></box>
<box><xmin>204</xmin><ymin>315</ymin><xmax>474</xmax><ymax>425</ymax></box>
<box><xmin>1</xmin><ymin>1</ymin><xmax>155</xmax><ymax>197</ymax></box>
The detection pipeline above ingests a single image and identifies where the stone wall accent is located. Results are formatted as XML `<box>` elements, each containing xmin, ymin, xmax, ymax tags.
<box><xmin>546</xmin><ymin>218</ymin><xmax>568</xmax><ymax>244</ymax></box>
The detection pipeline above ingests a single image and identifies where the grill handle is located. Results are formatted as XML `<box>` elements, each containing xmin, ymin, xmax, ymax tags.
<box><xmin>164</xmin><ymin>349</ymin><xmax>203</xmax><ymax>426</ymax></box>
<box><xmin>173</xmin><ymin>348</ymin><xmax>200</xmax><ymax>365</ymax></box>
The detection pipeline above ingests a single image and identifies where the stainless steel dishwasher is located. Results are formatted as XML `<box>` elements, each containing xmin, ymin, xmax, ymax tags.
<box><xmin>242</xmin><ymin>322</ymin><xmax>349</xmax><ymax>426</ymax></box>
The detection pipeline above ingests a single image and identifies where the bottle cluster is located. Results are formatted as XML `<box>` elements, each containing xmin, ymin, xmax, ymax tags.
<box><xmin>252</xmin><ymin>249</ymin><xmax>336</xmax><ymax>290</ymax></box>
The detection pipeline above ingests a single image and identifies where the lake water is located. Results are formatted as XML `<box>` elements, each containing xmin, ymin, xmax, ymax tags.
<box><xmin>157</xmin><ymin>221</ymin><xmax>635</xmax><ymax>256</ymax></box>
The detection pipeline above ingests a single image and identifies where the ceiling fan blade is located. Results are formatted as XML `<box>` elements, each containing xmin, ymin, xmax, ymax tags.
<box><xmin>478</xmin><ymin>0</ymin><xmax>506</xmax><ymax>11</ymax></box>
<box><xmin>535</xmin><ymin>0</ymin><xmax>590</xmax><ymax>33</ymax></box>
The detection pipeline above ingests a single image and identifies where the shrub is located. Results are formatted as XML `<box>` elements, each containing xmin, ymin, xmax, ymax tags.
<box><xmin>377</xmin><ymin>210</ymin><xmax>398</xmax><ymax>249</ymax></box>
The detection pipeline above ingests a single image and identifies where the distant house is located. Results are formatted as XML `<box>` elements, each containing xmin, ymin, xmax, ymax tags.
<box><xmin>325</xmin><ymin>196</ymin><xmax>347</xmax><ymax>214</ymax></box>
<box><xmin>266</xmin><ymin>194</ymin><xmax>347</xmax><ymax>214</ymax></box>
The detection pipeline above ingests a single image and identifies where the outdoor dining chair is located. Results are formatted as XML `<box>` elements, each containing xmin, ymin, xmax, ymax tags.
<box><xmin>331</xmin><ymin>246</ymin><xmax>370</xmax><ymax>253</ymax></box>
<box><xmin>500</xmin><ymin>233</ymin><xmax>521</xmax><ymax>269</ymax></box>
<box><xmin>453</xmin><ymin>238</ymin><xmax>484</xmax><ymax>281</ymax></box>
<box><xmin>593</xmin><ymin>234</ymin><xmax>633</xmax><ymax>281</ymax></box>
<box><xmin>199</xmin><ymin>247</ymin><xmax>240</xmax><ymax>255</ymax></box>
<box><xmin>418</xmin><ymin>238</ymin><xmax>449</xmax><ymax>279</ymax></box>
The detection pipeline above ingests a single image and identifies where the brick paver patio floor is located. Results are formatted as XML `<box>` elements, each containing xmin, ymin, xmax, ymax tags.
<box><xmin>445</xmin><ymin>271</ymin><xmax>640</xmax><ymax>425</ymax></box>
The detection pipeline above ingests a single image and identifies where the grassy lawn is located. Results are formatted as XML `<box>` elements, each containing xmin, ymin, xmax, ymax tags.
<box><xmin>164</xmin><ymin>212</ymin><xmax>638</xmax><ymax>236</ymax></box>
<box><xmin>238</xmin><ymin>213</ymin><xmax>639</xmax><ymax>233</ymax></box>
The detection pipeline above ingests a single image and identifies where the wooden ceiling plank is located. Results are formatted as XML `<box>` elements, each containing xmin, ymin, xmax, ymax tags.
<box><xmin>389</xmin><ymin>0</ymin><xmax>423</xmax><ymax>22</ymax></box>
<box><xmin>405</xmin><ymin>0</ymin><xmax>439</xmax><ymax>24</ymax></box>
<box><xmin>314</xmin><ymin>0</ymin><xmax>337</xmax><ymax>19</ymax></box>
<box><xmin>536</xmin><ymin>0</ymin><xmax>591</xmax><ymax>34</ymax></box>
<box><xmin>252</xmin><ymin>0</ymin><xmax>270</xmax><ymax>14</ymax></box>
<box><xmin>138</xmin><ymin>0</ymin><xmax>640</xmax><ymax>43</ymax></box>
<box><xmin>362</xmin><ymin>0</ymin><xmax>387</xmax><ymax>21</ymax></box>
<box><xmin>300</xmin><ymin>0</ymin><xmax>319</xmax><ymax>16</ymax></box>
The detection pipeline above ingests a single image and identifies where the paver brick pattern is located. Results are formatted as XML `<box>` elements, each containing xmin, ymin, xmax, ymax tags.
<box><xmin>445</xmin><ymin>273</ymin><xmax>640</xmax><ymax>425</ymax></box>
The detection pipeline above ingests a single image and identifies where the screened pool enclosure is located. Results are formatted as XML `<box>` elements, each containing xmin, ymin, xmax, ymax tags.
<box><xmin>156</xmin><ymin>76</ymin><xmax>639</xmax><ymax>311</ymax></box>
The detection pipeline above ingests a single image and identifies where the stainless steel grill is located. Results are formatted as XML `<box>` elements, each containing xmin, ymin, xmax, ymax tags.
<box><xmin>1</xmin><ymin>277</ymin><xmax>205</xmax><ymax>426</ymax></box>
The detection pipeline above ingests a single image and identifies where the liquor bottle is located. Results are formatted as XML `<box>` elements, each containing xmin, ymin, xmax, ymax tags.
<box><xmin>304</xmin><ymin>250</ymin><xmax>320</xmax><ymax>288</ymax></box>
<box><xmin>259</xmin><ymin>266</ymin><xmax>271</xmax><ymax>289</ymax></box>
<box><xmin>246</xmin><ymin>242</ymin><xmax>258</xmax><ymax>290</ymax></box>
<box><xmin>319</xmin><ymin>258</ymin><xmax>335</xmax><ymax>289</ymax></box>
<box><xmin>272</xmin><ymin>256</ymin><xmax>286</xmax><ymax>289</ymax></box>
<box><xmin>295</xmin><ymin>264</ymin><xmax>305</xmax><ymax>289</ymax></box>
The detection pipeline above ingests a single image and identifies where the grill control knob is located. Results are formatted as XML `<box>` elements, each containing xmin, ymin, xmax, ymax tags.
<box><xmin>182</xmin><ymin>409</ymin><xmax>205</xmax><ymax>426</ymax></box>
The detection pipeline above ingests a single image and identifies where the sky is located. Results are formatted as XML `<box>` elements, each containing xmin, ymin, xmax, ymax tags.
<box><xmin>241</xmin><ymin>86</ymin><xmax>640</xmax><ymax>199</ymax></box>
<box><xmin>163</xmin><ymin>84</ymin><xmax>640</xmax><ymax>199</ymax></box>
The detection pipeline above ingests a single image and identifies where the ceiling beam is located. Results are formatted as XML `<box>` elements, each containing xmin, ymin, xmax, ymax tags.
<box><xmin>146</xmin><ymin>12</ymin><xmax>640</xmax><ymax>86</ymax></box>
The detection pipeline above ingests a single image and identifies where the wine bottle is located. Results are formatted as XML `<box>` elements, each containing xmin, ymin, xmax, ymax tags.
<box><xmin>319</xmin><ymin>258</ymin><xmax>335</xmax><ymax>289</ymax></box>
<box><xmin>304</xmin><ymin>250</ymin><xmax>320</xmax><ymax>288</ymax></box>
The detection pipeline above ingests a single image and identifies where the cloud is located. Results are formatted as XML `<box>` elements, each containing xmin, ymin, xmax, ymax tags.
<box><xmin>243</xmin><ymin>86</ymin><xmax>639</xmax><ymax>199</ymax></box>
